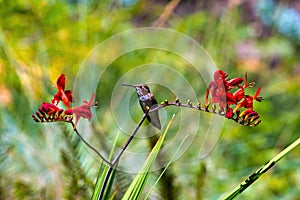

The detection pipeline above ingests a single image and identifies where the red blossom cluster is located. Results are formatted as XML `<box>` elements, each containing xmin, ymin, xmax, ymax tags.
<box><xmin>206</xmin><ymin>70</ymin><xmax>262</xmax><ymax>126</ymax></box>
<box><xmin>32</xmin><ymin>74</ymin><xmax>96</xmax><ymax>126</ymax></box>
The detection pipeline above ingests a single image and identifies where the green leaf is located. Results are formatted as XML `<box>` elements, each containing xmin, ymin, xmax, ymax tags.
<box><xmin>144</xmin><ymin>134</ymin><xmax>189</xmax><ymax>199</ymax></box>
<box><xmin>122</xmin><ymin>115</ymin><xmax>175</xmax><ymax>200</ymax></box>
<box><xmin>92</xmin><ymin>131</ymin><xmax>120</xmax><ymax>200</ymax></box>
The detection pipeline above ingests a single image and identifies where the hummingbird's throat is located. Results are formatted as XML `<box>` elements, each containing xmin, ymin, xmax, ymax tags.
<box><xmin>139</xmin><ymin>93</ymin><xmax>153</xmax><ymax>101</ymax></box>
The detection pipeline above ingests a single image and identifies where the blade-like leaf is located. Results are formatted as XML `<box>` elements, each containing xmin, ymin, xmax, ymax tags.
<box><xmin>122</xmin><ymin>115</ymin><xmax>175</xmax><ymax>200</ymax></box>
<box><xmin>145</xmin><ymin>134</ymin><xmax>189</xmax><ymax>199</ymax></box>
<box><xmin>92</xmin><ymin>131</ymin><xmax>120</xmax><ymax>200</ymax></box>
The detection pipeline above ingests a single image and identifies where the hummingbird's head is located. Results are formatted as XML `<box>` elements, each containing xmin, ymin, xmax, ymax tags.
<box><xmin>134</xmin><ymin>84</ymin><xmax>150</xmax><ymax>96</ymax></box>
<box><xmin>122</xmin><ymin>83</ymin><xmax>151</xmax><ymax>96</ymax></box>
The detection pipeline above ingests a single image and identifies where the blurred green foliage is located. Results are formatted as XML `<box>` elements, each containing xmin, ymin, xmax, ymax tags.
<box><xmin>1</xmin><ymin>0</ymin><xmax>300</xmax><ymax>199</ymax></box>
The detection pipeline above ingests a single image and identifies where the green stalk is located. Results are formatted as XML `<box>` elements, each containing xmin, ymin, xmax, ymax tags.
<box><xmin>71</xmin><ymin>122</ymin><xmax>112</xmax><ymax>166</ymax></box>
<box><xmin>122</xmin><ymin>115</ymin><xmax>175</xmax><ymax>200</ymax></box>
<box><xmin>222</xmin><ymin>137</ymin><xmax>300</xmax><ymax>200</ymax></box>
<box><xmin>92</xmin><ymin>131</ymin><xmax>120</xmax><ymax>200</ymax></box>
<box><xmin>98</xmin><ymin>112</ymin><xmax>148</xmax><ymax>200</ymax></box>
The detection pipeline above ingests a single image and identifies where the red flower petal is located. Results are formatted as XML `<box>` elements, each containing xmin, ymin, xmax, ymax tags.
<box><xmin>41</xmin><ymin>102</ymin><xmax>61</xmax><ymax>113</ymax></box>
<box><xmin>64</xmin><ymin>90</ymin><xmax>74</xmax><ymax>103</ymax></box>
<box><xmin>232</xmin><ymin>88</ymin><xmax>245</xmax><ymax>102</ymax></box>
<box><xmin>51</xmin><ymin>74</ymin><xmax>74</xmax><ymax>109</ymax></box>
<box><xmin>70</xmin><ymin>93</ymin><xmax>96</xmax><ymax>126</ymax></box>
<box><xmin>51</xmin><ymin>92</ymin><xmax>62</xmax><ymax>105</ymax></box>
<box><xmin>254</xmin><ymin>86</ymin><xmax>262</xmax><ymax>102</ymax></box>
<box><xmin>227</xmin><ymin>78</ymin><xmax>243</xmax><ymax>88</ymax></box>
<box><xmin>214</xmin><ymin>70</ymin><xmax>227</xmax><ymax>81</ymax></box>
<box><xmin>57</xmin><ymin>74</ymin><xmax>66</xmax><ymax>90</ymax></box>
<box><xmin>225</xmin><ymin>107</ymin><xmax>233</xmax><ymax>118</ymax></box>
<box><xmin>226</xmin><ymin>92</ymin><xmax>236</xmax><ymax>105</ymax></box>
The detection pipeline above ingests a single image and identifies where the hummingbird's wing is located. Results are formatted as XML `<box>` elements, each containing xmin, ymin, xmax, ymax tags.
<box><xmin>148</xmin><ymin>107</ymin><xmax>161</xmax><ymax>130</ymax></box>
<box><xmin>139</xmin><ymin>100</ymin><xmax>161</xmax><ymax>130</ymax></box>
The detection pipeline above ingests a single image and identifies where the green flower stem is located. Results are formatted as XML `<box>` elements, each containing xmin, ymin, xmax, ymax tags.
<box><xmin>71</xmin><ymin>122</ymin><xmax>112</xmax><ymax>166</ymax></box>
<box><xmin>222</xmin><ymin>137</ymin><xmax>300</xmax><ymax>200</ymax></box>
<box><xmin>111</xmin><ymin>112</ymin><xmax>148</xmax><ymax>165</ymax></box>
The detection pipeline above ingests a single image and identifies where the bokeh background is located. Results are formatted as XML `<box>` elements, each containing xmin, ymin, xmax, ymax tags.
<box><xmin>1</xmin><ymin>0</ymin><xmax>300</xmax><ymax>199</ymax></box>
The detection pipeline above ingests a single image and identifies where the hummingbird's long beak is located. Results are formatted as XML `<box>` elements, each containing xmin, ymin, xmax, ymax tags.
<box><xmin>121</xmin><ymin>83</ymin><xmax>136</xmax><ymax>88</ymax></box>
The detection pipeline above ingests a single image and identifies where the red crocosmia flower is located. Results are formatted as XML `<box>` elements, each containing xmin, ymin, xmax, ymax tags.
<box><xmin>225</xmin><ymin>107</ymin><xmax>233</xmax><ymax>118</ymax></box>
<box><xmin>206</xmin><ymin>70</ymin><xmax>230</xmax><ymax>110</ymax></box>
<box><xmin>234</xmin><ymin>86</ymin><xmax>262</xmax><ymax>112</ymax></box>
<box><xmin>207</xmin><ymin>85</ymin><xmax>227</xmax><ymax>110</ymax></box>
<box><xmin>232</xmin><ymin>88</ymin><xmax>245</xmax><ymax>102</ymax></box>
<box><xmin>33</xmin><ymin>74</ymin><xmax>97</xmax><ymax>126</ymax></box>
<box><xmin>253</xmin><ymin>86</ymin><xmax>262</xmax><ymax>102</ymax></box>
<box><xmin>226</xmin><ymin>92</ymin><xmax>237</xmax><ymax>105</ymax></box>
<box><xmin>234</xmin><ymin>96</ymin><xmax>254</xmax><ymax>112</ymax></box>
<box><xmin>206</xmin><ymin>81</ymin><xmax>225</xmax><ymax>105</ymax></box>
<box><xmin>205</xmin><ymin>70</ymin><xmax>262</xmax><ymax>126</ymax></box>
<box><xmin>40</xmin><ymin>102</ymin><xmax>62</xmax><ymax>114</ymax></box>
<box><xmin>237</xmin><ymin>109</ymin><xmax>261</xmax><ymax>126</ymax></box>
<box><xmin>66</xmin><ymin>93</ymin><xmax>97</xmax><ymax>126</ymax></box>
<box><xmin>227</xmin><ymin>78</ymin><xmax>243</xmax><ymax>89</ymax></box>
<box><xmin>51</xmin><ymin>74</ymin><xmax>74</xmax><ymax>109</ymax></box>
<box><xmin>214</xmin><ymin>70</ymin><xmax>227</xmax><ymax>81</ymax></box>
<box><xmin>32</xmin><ymin>102</ymin><xmax>74</xmax><ymax>123</ymax></box>
<box><xmin>213</xmin><ymin>70</ymin><xmax>243</xmax><ymax>91</ymax></box>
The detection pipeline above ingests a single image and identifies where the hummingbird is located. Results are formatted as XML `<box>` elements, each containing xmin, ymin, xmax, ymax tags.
<box><xmin>122</xmin><ymin>83</ymin><xmax>161</xmax><ymax>130</ymax></box>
